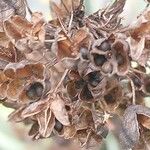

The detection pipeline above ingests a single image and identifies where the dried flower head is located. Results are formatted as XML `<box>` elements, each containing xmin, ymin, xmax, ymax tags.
<box><xmin>1</xmin><ymin>0</ymin><xmax>150</xmax><ymax>150</ymax></box>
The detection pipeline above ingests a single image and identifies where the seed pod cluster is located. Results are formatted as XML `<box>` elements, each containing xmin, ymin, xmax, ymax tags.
<box><xmin>0</xmin><ymin>0</ymin><xmax>150</xmax><ymax>150</ymax></box>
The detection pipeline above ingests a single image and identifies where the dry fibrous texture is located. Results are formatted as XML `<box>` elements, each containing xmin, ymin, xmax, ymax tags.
<box><xmin>1</xmin><ymin>0</ymin><xmax>150</xmax><ymax>150</ymax></box>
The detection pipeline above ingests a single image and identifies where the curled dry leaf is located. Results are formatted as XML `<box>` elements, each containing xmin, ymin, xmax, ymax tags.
<box><xmin>8</xmin><ymin>106</ymin><xmax>26</xmax><ymax>122</ymax></box>
<box><xmin>21</xmin><ymin>99</ymin><xmax>49</xmax><ymax>118</ymax></box>
<box><xmin>60</xmin><ymin>125</ymin><xmax>76</xmax><ymax>139</ymax></box>
<box><xmin>36</xmin><ymin>108</ymin><xmax>55</xmax><ymax>138</ymax></box>
<box><xmin>50</xmin><ymin>96</ymin><xmax>70</xmax><ymax>126</ymax></box>
<box><xmin>117</xmin><ymin>105</ymin><xmax>150</xmax><ymax>150</ymax></box>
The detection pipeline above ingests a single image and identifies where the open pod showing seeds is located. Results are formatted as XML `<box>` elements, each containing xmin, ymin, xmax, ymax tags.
<box><xmin>102</xmin><ymin>79</ymin><xmax>123</xmax><ymax>111</ymax></box>
<box><xmin>66</xmin><ymin>80</ymin><xmax>80</xmax><ymax>101</ymax></box>
<box><xmin>19</xmin><ymin>80</ymin><xmax>45</xmax><ymax>103</ymax></box>
<box><xmin>83</xmin><ymin>70</ymin><xmax>107</xmax><ymax>99</ymax></box>
<box><xmin>75</xmin><ymin>109</ymin><xmax>94</xmax><ymax>131</ymax></box>
<box><xmin>112</xmin><ymin>40</ymin><xmax>130</xmax><ymax>76</ymax></box>
<box><xmin>79</xmin><ymin>84</ymin><xmax>94</xmax><ymax>102</ymax></box>
<box><xmin>65</xmin><ymin>69</ymin><xmax>86</xmax><ymax>101</ymax></box>
<box><xmin>90</xmin><ymin>52</ymin><xmax>108</xmax><ymax>69</ymax></box>
<box><xmin>1</xmin><ymin>61</ymin><xmax>51</xmax><ymax>104</ymax></box>
<box><xmin>84</xmin><ymin>71</ymin><xmax>103</xmax><ymax>88</ymax></box>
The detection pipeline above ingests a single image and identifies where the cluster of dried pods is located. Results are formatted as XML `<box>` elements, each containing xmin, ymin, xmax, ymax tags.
<box><xmin>1</xmin><ymin>0</ymin><xmax>150</xmax><ymax>149</ymax></box>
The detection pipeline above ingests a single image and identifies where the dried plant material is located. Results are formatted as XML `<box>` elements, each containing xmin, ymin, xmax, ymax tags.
<box><xmin>50</xmin><ymin>96</ymin><xmax>70</xmax><ymax>126</ymax></box>
<box><xmin>61</xmin><ymin>125</ymin><xmax>76</xmax><ymax>139</ymax></box>
<box><xmin>112</xmin><ymin>40</ymin><xmax>130</xmax><ymax>76</ymax></box>
<box><xmin>4</xmin><ymin>20</ymin><xmax>22</xmax><ymax>43</ymax></box>
<box><xmin>1</xmin><ymin>0</ymin><xmax>150</xmax><ymax>149</ymax></box>
<box><xmin>0</xmin><ymin>32</ymin><xmax>10</xmax><ymax>47</ymax></box>
<box><xmin>0</xmin><ymin>0</ymin><xmax>26</xmax><ymax>32</ymax></box>
<box><xmin>110</xmin><ymin>105</ymin><xmax>150</xmax><ymax>150</ymax></box>
<box><xmin>7</xmin><ymin>79</ymin><xmax>26</xmax><ymax>101</ymax></box>
<box><xmin>36</xmin><ymin>108</ymin><xmax>55</xmax><ymax>138</ymax></box>
<box><xmin>0</xmin><ymin>43</ymin><xmax>17</xmax><ymax>63</ymax></box>
<box><xmin>21</xmin><ymin>99</ymin><xmax>49</xmax><ymax>118</ymax></box>
<box><xmin>0</xmin><ymin>81</ymin><xmax>9</xmax><ymax>99</ymax></box>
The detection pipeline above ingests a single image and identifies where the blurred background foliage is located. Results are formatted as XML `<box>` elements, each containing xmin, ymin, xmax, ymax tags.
<box><xmin>0</xmin><ymin>0</ymin><xmax>148</xmax><ymax>150</ymax></box>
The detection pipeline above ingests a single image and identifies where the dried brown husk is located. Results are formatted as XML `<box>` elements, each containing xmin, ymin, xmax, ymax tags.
<box><xmin>112</xmin><ymin>39</ymin><xmax>130</xmax><ymax>76</ymax></box>
<box><xmin>1</xmin><ymin>0</ymin><xmax>150</xmax><ymax>149</ymax></box>
<box><xmin>116</xmin><ymin>105</ymin><xmax>150</xmax><ymax>150</ymax></box>
<box><xmin>36</xmin><ymin>108</ymin><xmax>55</xmax><ymax>138</ymax></box>
<box><xmin>75</xmin><ymin>109</ymin><xmax>94</xmax><ymax>131</ymax></box>
<box><xmin>74</xmin><ymin>129</ymin><xmax>102</xmax><ymax>150</ymax></box>
<box><xmin>50</xmin><ymin>96</ymin><xmax>70</xmax><ymax>126</ymax></box>
<box><xmin>104</xmin><ymin>87</ymin><xmax>122</xmax><ymax>111</ymax></box>
<box><xmin>4</xmin><ymin>62</ymin><xmax>45</xmax><ymax>79</ymax></box>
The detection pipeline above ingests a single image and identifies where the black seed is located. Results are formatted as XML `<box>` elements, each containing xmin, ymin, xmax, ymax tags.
<box><xmin>54</xmin><ymin>120</ymin><xmax>63</xmax><ymax>132</ymax></box>
<box><xmin>96</xmin><ymin>40</ymin><xmax>111</xmax><ymax>51</ymax></box>
<box><xmin>26</xmin><ymin>82</ymin><xmax>44</xmax><ymax>100</ymax></box>
<box><xmin>93</xmin><ymin>54</ymin><xmax>107</xmax><ymax>66</ymax></box>
<box><xmin>81</xmin><ymin>85</ymin><xmax>93</xmax><ymax>101</ymax></box>
<box><xmin>75</xmin><ymin>78</ymin><xmax>85</xmax><ymax>89</ymax></box>
<box><xmin>65</xmin><ymin>105</ymin><xmax>71</xmax><ymax>111</ymax></box>
<box><xmin>104</xmin><ymin>93</ymin><xmax>115</xmax><ymax>104</ymax></box>
<box><xmin>86</xmin><ymin>71</ymin><xmax>103</xmax><ymax>87</ymax></box>
<box><xmin>80</xmin><ymin>47</ymin><xmax>89</xmax><ymax>60</ymax></box>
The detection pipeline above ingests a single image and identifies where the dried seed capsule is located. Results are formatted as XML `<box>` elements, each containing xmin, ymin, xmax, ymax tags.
<box><xmin>85</xmin><ymin>71</ymin><xmax>103</xmax><ymax>87</ymax></box>
<box><xmin>26</xmin><ymin>82</ymin><xmax>44</xmax><ymax>100</ymax></box>
<box><xmin>112</xmin><ymin>40</ymin><xmax>130</xmax><ymax>76</ymax></box>
<box><xmin>80</xmin><ymin>85</ymin><xmax>93</xmax><ymax>101</ymax></box>
<box><xmin>104</xmin><ymin>93</ymin><xmax>115</xmax><ymax>104</ymax></box>
<box><xmin>54</xmin><ymin>119</ymin><xmax>63</xmax><ymax>133</ymax></box>
<box><xmin>93</xmin><ymin>54</ymin><xmax>107</xmax><ymax>66</ymax></box>
<box><xmin>75</xmin><ymin>78</ymin><xmax>85</xmax><ymax>89</ymax></box>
